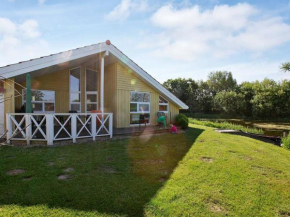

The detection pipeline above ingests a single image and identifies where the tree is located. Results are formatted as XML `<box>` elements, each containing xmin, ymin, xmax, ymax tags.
<box><xmin>195</xmin><ymin>80</ymin><xmax>213</xmax><ymax>113</ymax></box>
<box><xmin>239</xmin><ymin>82</ymin><xmax>255</xmax><ymax>117</ymax></box>
<box><xmin>207</xmin><ymin>71</ymin><xmax>237</xmax><ymax>95</ymax></box>
<box><xmin>281</xmin><ymin>62</ymin><xmax>290</xmax><ymax>72</ymax></box>
<box><xmin>250</xmin><ymin>79</ymin><xmax>279</xmax><ymax>118</ymax></box>
<box><xmin>214</xmin><ymin>91</ymin><xmax>246</xmax><ymax>115</ymax></box>
<box><xmin>163</xmin><ymin>78</ymin><xmax>191</xmax><ymax>104</ymax></box>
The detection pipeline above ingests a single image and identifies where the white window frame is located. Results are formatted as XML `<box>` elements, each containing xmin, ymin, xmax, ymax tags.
<box><xmin>22</xmin><ymin>89</ymin><xmax>55</xmax><ymax>113</ymax></box>
<box><xmin>130</xmin><ymin>91</ymin><xmax>151</xmax><ymax>125</ymax></box>
<box><xmin>85</xmin><ymin>68</ymin><xmax>98</xmax><ymax>113</ymax></box>
<box><xmin>69</xmin><ymin>66</ymin><xmax>81</xmax><ymax>113</ymax></box>
<box><xmin>159</xmin><ymin>95</ymin><xmax>169</xmax><ymax>113</ymax></box>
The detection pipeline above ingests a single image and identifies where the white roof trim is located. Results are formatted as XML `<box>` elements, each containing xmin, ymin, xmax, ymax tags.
<box><xmin>0</xmin><ymin>43</ymin><xmax>107</xmax><ymax>78</ymax></box>
<box><xmin>0</xmin><ymin>42</ymin><xmax>188</xmax><ymax>109</ymax></box>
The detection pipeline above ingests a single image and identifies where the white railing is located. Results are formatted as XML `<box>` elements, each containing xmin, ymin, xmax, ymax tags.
<box><xmin>6</xmin><ymin>113</ymin><xmax>113</xmax><ymax>145</ymax></box>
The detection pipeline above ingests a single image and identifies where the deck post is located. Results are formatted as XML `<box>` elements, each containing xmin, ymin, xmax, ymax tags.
<box><xmin>6</xmin><ymin>114</ymin><xmax>12</xmax><ymax>144</ymax></box>
<box><xmin>71</xmin><ymin>114</ymin><xmax>77</xmax><ymax>143</ymax></box>
<box><xmin>100</xmin><ymin>50</ymin><xmax>109</xmax><ymax>113</ymax></box>
<box><xmin>46</xmin><ymin>114</ymin><xmax>54</xmax><ymax>145</ymax></box>
<box><xmin>109</xmin><ymin>113</ymin><xmax>113</xmax><ymax>138</ymax></box>
<box><xmin>91</xmin><ymin>114</ymin><xmax>96</xmax><ymax>141</ymax></box>
<box><xmin>25</xmin><ymin>114</ymin><xmax>31</xmax><ymax>145</ymax></box>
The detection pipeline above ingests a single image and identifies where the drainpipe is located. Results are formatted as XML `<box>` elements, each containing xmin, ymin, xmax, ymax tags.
<box><xmin>100</xmin><ymin>50</ymin><xmax>109</xmax><ymax>113</ymax></box>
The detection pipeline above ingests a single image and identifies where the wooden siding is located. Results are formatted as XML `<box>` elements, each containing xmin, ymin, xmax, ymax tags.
<box><xmin>4</xmin><ymin>78</ymin><xmax>15</xmax><ymax>128</ymax></box>
<box><xmin>104</xmin><ymin>63</ymin><xmax>117</xmax><ymax>125</ymax></box>
<box><xmin>14</xmin><ymin>69</ymin><xmax>70</xmax><ymax>113</ymax></box>
<box><xmin>116</xmin><ymin>63</ymin><xmax>180</xmax><ymax>128</ymax></box>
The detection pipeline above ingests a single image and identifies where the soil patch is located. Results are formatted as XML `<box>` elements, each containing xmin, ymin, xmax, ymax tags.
<box><xmin>201</xmin><ymin>157</ymin><xmax>214</xmax><ymax>163</ymax></box>
<box><xmin>57</xmin><ymin>174</ymin><xmax>71</xmax><ymax>180</ymax></box>
<box><xmin>63</xmin><ymin>167</ymin><xmax>74</xmax><ymax>173</ymax></box>
<box><xmin>47</xmin><ymin>161</ymin><xmax>55</xmax><ymax>166</ymax></box>
<box><xmin>97</xmin><ymin>165</ymin><xmax>118</xmax><ymax>174</ymax></box>
<box><xmin>208</xmin><ymin>203</ymin><xmax>226</xmax><ymax>213</ymax></box>
<box><xmin>22</xmin><ymin>176</ymin><xmax>32</xmax><ymax>181</ymax></box>
<box><xmin>6</xmin><ymin>169</ymin><xmax>26</xmax><ymax>176</ymax></box>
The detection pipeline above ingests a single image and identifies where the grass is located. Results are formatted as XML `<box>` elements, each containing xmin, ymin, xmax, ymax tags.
<box><xmin>1</xmin><ymin>125</ymin><xmax>290</xmax><ymax>216</ymax></box>
<box><xmin>282</xmin><ymin>133</ymin><xmax>290</xmax><ymax>150</ymax></box>
<box><xmin>189</xmin><ymin>118</ymin><xmax>264</xmax><ymax>134</ymax></box>
<box><xmin>185</xmin><ymin>113</ymin><xmax>290</xmax><ymax>122</ymax></box>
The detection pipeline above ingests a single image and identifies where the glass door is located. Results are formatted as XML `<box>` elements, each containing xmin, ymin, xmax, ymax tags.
<box><xmin>85</xmin><ymin>69</ymin><xmax>98</xmax><ymax>112</ymax></box>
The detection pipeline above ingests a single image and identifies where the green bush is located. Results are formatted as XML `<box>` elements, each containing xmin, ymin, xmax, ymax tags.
<box><xmin>176</xmin><ymin>114</ymin><xmax>189</xmax><ymax>129</ymax></box>
<box><xmin>282</xmin><ymin>134</ymin><xmax>290</xmax><ymax>150</ymax></box>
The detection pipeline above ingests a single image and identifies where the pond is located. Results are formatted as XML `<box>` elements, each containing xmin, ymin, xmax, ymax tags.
<box><xmin>207</xmin><ymin>119</ymin><xmax>290</xmax><ymax>137</ymax></box>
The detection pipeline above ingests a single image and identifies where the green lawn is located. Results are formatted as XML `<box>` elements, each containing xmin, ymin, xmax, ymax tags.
<box><xmin>1</xmin><ymin>124</ymin><xmax>290</xmax><ymax>216</ymax></box>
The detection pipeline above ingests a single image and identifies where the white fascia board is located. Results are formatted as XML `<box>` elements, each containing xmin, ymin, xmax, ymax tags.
<box><xmin>0</xmin><ymin>43</ymin><xmax>108</xmax><ymax>78</ymax></box>
<box><xmin>108</xmin><ymin>46</ymin><xmax>189</xmax><ymax>109</ymax></box>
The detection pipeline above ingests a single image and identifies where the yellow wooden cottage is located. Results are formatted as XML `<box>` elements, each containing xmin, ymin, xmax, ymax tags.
<box><xmin>0</xmin><ymin>40</ymin><xmax>188</xmax><ymax>145</ymax></box>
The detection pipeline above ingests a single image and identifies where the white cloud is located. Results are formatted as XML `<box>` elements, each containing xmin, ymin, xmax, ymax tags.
<box><xmin>0</xmin><ymin>17</ymin><xmax>49</xmax><ymax>67</ymax></box>
<box><xmin>19</xmin><ymin>19</ymin><xmax>40</xmax><ymax>38</ymax></box>
<box><xmin>106</xmin><ymin>0</ymin><xmax>148</xmax><ymax>21</ymax></box>
<box><xmin>38</xmin><ymin>0</ymin><xmax>46</xmax><ymax>5</ymax></box>
<box><xmin>140</xmin><ymin>3</ymin><xmax>290</xmax><ymax>61</ymax></box>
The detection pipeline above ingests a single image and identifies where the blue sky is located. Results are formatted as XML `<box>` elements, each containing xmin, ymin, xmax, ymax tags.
<box><xmin>0</xmin><ymin>0</ymin><xmax>290</xmax><ymax>83</ymax></box>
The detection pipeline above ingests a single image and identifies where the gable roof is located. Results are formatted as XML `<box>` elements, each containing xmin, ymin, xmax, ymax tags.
<box><xmin>0</xmin><ymin>41</ymin><xmax>188</xmax><ymax>109</ymax></box>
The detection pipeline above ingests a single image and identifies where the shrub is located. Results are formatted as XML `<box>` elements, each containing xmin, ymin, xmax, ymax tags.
<box><xmin>282</xmin><ymin>134</ymin><xmax>290</xmax><ymax>150</ymax></box>
<box><xmin>176</xmin><ymin>114</ymin><xmax>189</xmax><ymax>129</ymax></box>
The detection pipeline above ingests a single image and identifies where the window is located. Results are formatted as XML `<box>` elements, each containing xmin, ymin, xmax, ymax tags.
<box><xmin>22</xmin><ymin>89</ymin><xmax>55</xmax><ymax>113</ymax></box>
<box><xmin>159</xmin><ymin>96</ymin><xmax>168</xmax><ymax>113</ymax></box>
<box><xmin>130</xmin><ymin>92</ymin><xmax>150</xmax><ymax>124</ymax></box>
<box><xmin>85</xmin><ymin>69</ymin><xmax>98</xmax><ymax>112</ymax></box>
<box><xmin>70</xmin><ymin>67</ymin><xmax>81</xmax><ymax>112</ymax></box>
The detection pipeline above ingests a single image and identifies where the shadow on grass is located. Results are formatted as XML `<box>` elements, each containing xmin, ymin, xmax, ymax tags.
<box><xmin>0</xmin><ymin>127</ymin><xmax>204</xmax><ymax>216</ymax></box>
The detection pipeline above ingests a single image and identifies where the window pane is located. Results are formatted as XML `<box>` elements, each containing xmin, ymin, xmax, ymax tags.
<box><xmin>159</xmin><ymin>105</ymin><xmax>168</xmax><ymax>111</ymax></box>
<box><xmin>45</xmin><ymin>103</ymin><xmax>54</xmax><ymax>111</ymax></box>
<box><xmin>139</xmin><ymin>104</ymin><xmax>149</xmax><ymax>112</ymax></box>
<box><xmin>159</xmin><ymin>96</ymin><xmax>168</xmax><ymax>104</ymax></box>
<box><xmin>130</xmin><ymin>92</ymin><xmax>150</xmax><ymax>102</ymax></box>
<box><xmin>87</xmin><ymin>94</ymin><xmax>97</xmax><ymax>103</ymax></box>
<box><xmin>70</xmin><ymin>93</ymin><xmax>80</xmax><ymax>102</ymax></box>
<box><xmin>87</xmin><ymin>104</ymin><xmax>97</xmax><ymax>112</ymax></box>
<box><xmin>130</xmin><ymin>114</ymin><xmax>150</xmax><ymax>124</ymax></box>
<box><xmin>86</xmin><ymin>69</ymin><xmax>98</xmax><ymax>91</ymax></box>
<box><xmin>130</xmin><ymin>103</ymin><xmax>137</xmax><ymax>112</ymax></box>
<box><xmin>32</xmin><ymin>103</ymin><xmax>43</xmax><ymax>112</ymax></box>
<box><xmin>23</xmin><ymin>90</ymin><xmax>55</xmax><ymax>101</ymax></box>
<box><xmin>70</xmin><ymin>68</ymin><xmax>81</xmax><ymax>92</ymax></box>
<box><xmin>71</xmin><ymin>104</ymin><xmax>80</xmax><ymax>111</ymax></box>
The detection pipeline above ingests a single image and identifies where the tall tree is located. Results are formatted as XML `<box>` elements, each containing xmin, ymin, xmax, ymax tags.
<box><xmin>163</xmin><ymin>78</ymin><xmax>191</xmax><ymax>105</ymax></box>
<box><xmin>214</xmin><ymin>91</ymin><xmax>246</xmax><ymax>115</ymax></box>
<box><xmin>239</xmin><ymin>82</ymin><xmax>255</xmax><ymax>117</ymax></box>
<box><xmin>207</xmin><ymin>71</ymin><xmax>237</xmax><ymax>95</ymax></box>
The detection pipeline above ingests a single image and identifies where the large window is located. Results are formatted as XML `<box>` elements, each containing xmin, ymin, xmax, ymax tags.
<box><xmin>85</xmin><ymin>68</ymin><xmax>98</xmax><ymax>112</ymax></box>
<box><xmin>22</xmin><ymin>89</ymin><xmax>55</xmax><ymax>113</ymax></box>
<box><xmin>70</xmin><ymin>67</ymin><xmax>81</xmax><ymax>112</ymax></box>
<box><xmin>130</xmin><ymin>92</ymin><xmax>150</xmax><ymax>124</ymax></box>
<box><xmin>159</xmin><ymin>96</ymin><xmax>169</xmax><ymax>113</ymax></box>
